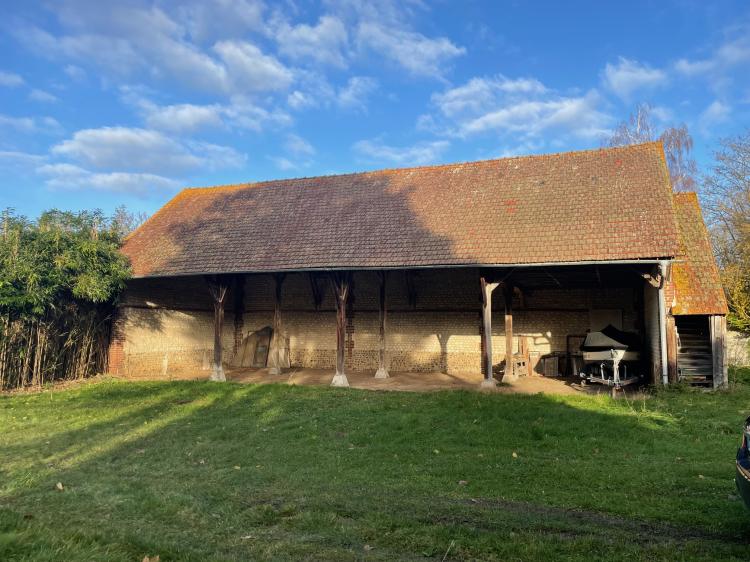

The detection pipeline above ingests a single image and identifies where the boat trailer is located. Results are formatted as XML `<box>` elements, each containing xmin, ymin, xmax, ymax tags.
<box><xmin>579</xmin><ymin>325</ymin><xmax>643</xmax><ymax>396</ymax></box>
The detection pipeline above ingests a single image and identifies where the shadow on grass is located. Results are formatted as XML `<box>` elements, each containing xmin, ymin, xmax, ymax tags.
<box><xmin>1</xmin><ymin>379</ymin><xmax>749</xmax><ymax>561</ymax></box>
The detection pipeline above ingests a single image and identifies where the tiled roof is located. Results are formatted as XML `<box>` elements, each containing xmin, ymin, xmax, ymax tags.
<box><xmin>122</xmin><ymin>142</ymin><xmax>680</xmax><ymax>277</ymax></box>
<box><xmin>671</xmin><ymin>192</ymin><xmax>728</xmax><ymax>315</ymax></box>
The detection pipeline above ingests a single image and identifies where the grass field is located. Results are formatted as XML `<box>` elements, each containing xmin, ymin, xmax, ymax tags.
<box><xmin>1</xmin><ymin>371</ymin><xmax>750</xmax><ymax>561</ymax></box>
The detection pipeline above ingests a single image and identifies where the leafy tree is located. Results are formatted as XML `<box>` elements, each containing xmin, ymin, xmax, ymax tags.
<box><xmin>0</xmin><ymin>208</ymin><xmax>131</xmax><ymax>388</ymax></box>
<box><xmin>702</xmin><ymin>131</ymin><xmax>750</xmax><ymax>332</ymax></box>
<box><xmin>605</xmin><ymin>103</ymin><xmax>698</xmax><ymax>191</ymax></box>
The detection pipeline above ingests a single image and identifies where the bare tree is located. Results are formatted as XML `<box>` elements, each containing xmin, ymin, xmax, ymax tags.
<box><xmin>605</xmin><ymin>103</ymin><xmax>697</xmax><ymax>191</ymax></box>
<box><xmin>111</xmin><ymin>205</ymin><xmax>149</xmax><ymax>238</ymax></box>
<box><xmin>702</xmin><ymin>130</ymin><xmax>750</xmax><ymax>332</ymax></box>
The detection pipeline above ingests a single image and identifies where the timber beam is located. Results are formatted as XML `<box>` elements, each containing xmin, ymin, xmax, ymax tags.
<box><xmin>205</xmin><ymin>275</ymin><xmax>229</xmax><ymax>382</ymax></box>
<box><xmin>269</xmin><ymin>273</ymin><xmax>287</xmax><ymax>375</ymax></box>
<box><xmin>501</xmin><ymin>282</ymin><xmax>517</xmax><ymax>382</ymax></box>
<box><xmin>480</xmin><ymin>275</ymin><xmax>500</xmax><ymax>388</ymax></box>
<box><xmin>330</xmin><ymin>272</ymin><xmax>352</xmax><ymax>387</ymax></box>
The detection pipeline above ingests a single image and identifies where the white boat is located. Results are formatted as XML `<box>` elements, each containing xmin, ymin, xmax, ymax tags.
<box><xmin>579</xmin><ymin>325</ymin><xmax>642</xmax><ymax>391</ymax></box>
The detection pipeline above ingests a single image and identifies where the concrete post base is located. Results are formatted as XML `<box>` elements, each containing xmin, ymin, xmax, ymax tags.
<box><xmin>268</xmin><ymin>367</ymin><xmax>282</xmax><ymax>376</ymax></box>
<box><xmin>331</xmin><ymin>373</ymin><xmax>350</xmax><ymax>387</ymax></box>
<box><xmin>374</xmin><ymin>367</ymin><xmax>390</xmax><ymax>379</ymax></box>
<box><xmin>480</xmin><ymin>377</ymin><xmax>497</xmax><ymax>389</ymax></box>
<box><xmin>209</xmin><ymin>366</ymin><xmax>226</xmax><ymax>382</ymax></box>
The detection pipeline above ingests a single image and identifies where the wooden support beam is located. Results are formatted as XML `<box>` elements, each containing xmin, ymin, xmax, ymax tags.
<box><xmin>480</xmin><ymin>276</ymin><xmax>500</xmax><ymax>388</ymax></box>
<box><xmin>666</xmin><ymin>314</ymin><xmax>678</xmax><ymax>384</ymax></box>
<box><xmin>269</xmin><ymin>273</ymin><xmax>287</xmax><ymax>375</ymax></box>
<box><xmin>330</xmin><ymin>272</ymin><xmax>352</xmax><ymax>387</ymax></box>
<box><xmin>375</xmin><ymin>271</ymin><xmax>389</xmax><ymax>379</ymax></box>
<box><xmin>710</xmin><ymin>315</ymin><xmax>727</xmax><ymax>388</ymax></box>
<box><xmin>502</xmin><ymin>282</ymin><xmax>517</xmax><ymax>382</ymax></box>
<box><xmin>206</xmin><ymin>275</ymin><xmax>228</xmax><ymax>382</ymax></box>
<box><xmin>232</xmin><ymin>274</ymin><xmax>245</xmax><ymax>359</ymax></box>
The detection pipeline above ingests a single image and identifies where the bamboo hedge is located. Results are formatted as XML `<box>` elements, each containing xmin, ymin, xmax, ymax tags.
<box><xmin>0</xmin><ymin>208</ymin><xmax>131</xmax><ymax>390</ymax></box>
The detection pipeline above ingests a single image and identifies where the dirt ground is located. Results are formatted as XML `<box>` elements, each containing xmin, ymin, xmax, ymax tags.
<box><xmin>4</xmin><ymin>368</ymin><xmax>641</xmax><ymax>397</ymax></box>
<box><xmin>222</xmin><ymin>367</ymin><xmax>613</xmax><ymax>396</ymax></box>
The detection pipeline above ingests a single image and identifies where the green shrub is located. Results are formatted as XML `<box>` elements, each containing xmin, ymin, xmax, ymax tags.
<box><xmin>0</xmin><ymin>208</ymin><xmax>131</xmax><ymax>389</ymax></box>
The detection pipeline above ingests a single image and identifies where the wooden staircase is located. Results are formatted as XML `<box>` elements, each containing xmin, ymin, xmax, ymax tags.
<box><xmin>675</xmin><ymin>316</ymin><xmax>713</xmax><ymax>387</ymax></box>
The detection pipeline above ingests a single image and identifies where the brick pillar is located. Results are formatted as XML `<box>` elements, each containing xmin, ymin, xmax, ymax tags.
<box><xmin>107</xmin><ymin>308</ymin><xmax>125</xmax><ymax>375</ymax></box>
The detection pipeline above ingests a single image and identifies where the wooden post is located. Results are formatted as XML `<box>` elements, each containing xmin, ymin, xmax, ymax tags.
<box><xmin>232</xmin><ymin>274</ymin><xmax>245</xmax><ymax>360</ymax></box>
<box><xmin>206</xmin><ymin>276</ymin><xmax>228</xmax><ymax>382</ymax></box>
<box><xmin>269</xmin><ymin>273</ymin><xmax>286</xmax><ymax>375</ymax></box>
<box><xmin>666</xmin><ymin>314</ymin><xmax>678</xmax><ymax>384</ymax></box>
<box><xmin>375</xmin><ymin>271</ymin><xmax>389</xmax><ymax>379</ymax></box>
<box><xmin>480</xmin><ymin>276</ymin><xmax>499</xmax><ymax>388</ymax></box>
<box><xmin>330</xmin><ymin>272</ymin><xmax>351</xmax><ymax>387</ymax></box>
<box><xmin>710</xmin><ymin>315</ymin><xmax>727</xmax><ymax>388</ymax></box>
<box><xmin>502</xmin><ymin>282</ymin><xmax>517</xmax><ymax>382</ymax></box>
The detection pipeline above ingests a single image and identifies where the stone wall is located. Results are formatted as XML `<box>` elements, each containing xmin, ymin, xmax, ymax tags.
<box><xmin>727</xmin><ymin>330</ymin><xmax>750</xmax><ymax>367</ymax></box>
<box><xmin>109</xmin><ymin>269</ymin><xmax>639</xmax><ymax>378</ymax></box>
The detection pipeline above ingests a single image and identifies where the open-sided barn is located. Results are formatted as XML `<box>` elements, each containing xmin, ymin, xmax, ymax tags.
<box><xmin>109</xmin><ymin>142</ymin><xmax>728</xmax><ymax>389</ymax></box>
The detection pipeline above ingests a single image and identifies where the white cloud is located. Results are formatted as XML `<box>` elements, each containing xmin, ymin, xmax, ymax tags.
<box><xmin>287</xmin><ymin>89</ymin><xmax>318</xmax><ymax>110</ymax></box>
<box><xmin>177</xmin><ymin>0</ymin><xmax>265</xmax><ymax>43</ymax></box>
<box><xmin>495</xmin><ymin>140</ymin><xmax>545</xmax><ymax>158</ymax></box>
<box><xmin>28</xmin><ymin>89</ymin><xmax>59</xmax><ymax>103</ymax></box>
<box><xmin>37</xmin><ymin>163</ymin><xmax>180</xmax><ymax>195</ymax></box>
<box><xmin>649</xmin><ymin>105</ymin><xmax>674</xmax><ymax>124</ymax></box>
<box><xmin>13</xmin><ymin>4</ymin><xmax>292</xmax><ymax>96</ymax></box>
<box><xmin>144</xmin><ymin>102</ymin><xmax>224</xmax><ymax>133</ymax></box>
<box><xmin>275</xmin><ymin>15</ymin><xmax>349</xmax><ymax>67</ymax></box>
<box><xmin>433</xmin><ymin>75</ymin><xmax>546</xmax><ymax>118</ymax></box>
<box><xmin>214</xmin><ymin>40</ymin><xmax>294</xmax><ymax>93</ymax></box>
<box><xmin>269</xmin><ymin>156</ymin><xmax>296</xmax><ymax>171</ymax></box>
<box><xmin>461</xmin><ymin>95</ymin><xmax>606</xmax><ymax>138</ymax></box>
<box><xmin>322</xmin><ymin>0</ymin><xmax>464</xmax><ymax>77</ymax></box>
<box><xmin>427</xmin><ymin>75</ymin><xmax>611</xmax><ymax>142</ymax></box>
<box><xmin>602</xmin><ymin>57</ymin><xmax>667</xmax><ymax>101</ymax></box>
<box><xmin>52</xmin><ymin>126</ymin><xmax>245</xmax><ymax>174</ymax></box>
<box><xmin>185</xmin><ymin>140</ymin><xmax>247</xmax><ymax>170</ymax></box>
<box><xmin>0</xmin><ymin>114</ymin><xmax>62</xmax><ymax>135</ymax></box>
<box><xmin>222</xmin><ymin>95</ymin><xmax>292</xmax><ymax>131</ymax></box>
<box><xmin>284</xmin><ymin>73</ymin><xmax>376</xmax><ymax>112</ymax></box>
<box><xmin>0</xmin><ymin>151</ymin><xmax>47</xmax><ymax>173</ymax></box>
<box><xmin>63</xmin><ymin>64</ymin><xmax>86</xmax><ymax>81</ymax></box>
<box><xmin>675</xmin><ymin>30</ymin><xmax>750</xmax><ymax>79</ymax></box>
<box><xmin>0</xmin><ymin>71</ymin><xmax>24</xmax><ymax>87</ymax></box>
<box><xmin>353</xmin><ymin>138</ymin><xmax>450</xmax><ymax>165</ymax></box>
<box><xmin>674</xmin><ymin>58</ymin><xmax>713</xmax><ymax>77</ymax></box>
<box><xmin>357</xmin><ymin>22</ymin><xmax>465</xmax><ymax>77</ymax></box>
<box><xmin>53</xmin><ymin>127</ymin><xmax>198</xmax><ymax>173</ymax></box>
<box><xmin>269</xmin><ymin>133</ymin><xmax>316</xmax><ymax>171</ymax></box>
<box><xmin>337</xmin><ymin>76</ymin><xmax>377</xmax><ymax>110</ymax></box>
<box><xmin>285</xmin><ymin>133</ymin><xmax>315</xmax><ymax>157</ymax></box>
<box><xmin>40</xmin><ymin>122</ymin><xmax>247</xmax><ymax>195</ymax></box>
<box><xmin>699</xmin><ymin>100</ymin><xmax>731</xmax><ymax>130</ymax></box>
<box><xmin>120</xmin><ymin>87</ymin><xmax>291</xmax><ymax>133</ymax></box>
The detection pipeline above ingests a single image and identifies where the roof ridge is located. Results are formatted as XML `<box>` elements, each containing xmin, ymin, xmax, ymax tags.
<box><xmin>179</xmin><ymin>141</ymin><xmax>664</xmax><ymax>196</ymax></box>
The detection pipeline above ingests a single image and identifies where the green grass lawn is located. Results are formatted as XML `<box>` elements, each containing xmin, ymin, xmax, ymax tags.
<box><xmin>2</xmin><ymin>371</ymin><xmax>750</xmax><ymax>561</ymax></box>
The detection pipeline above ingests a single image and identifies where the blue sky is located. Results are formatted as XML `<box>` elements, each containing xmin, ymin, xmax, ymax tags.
<box><xmin>1</xmin><ymin>0</ymin><xmax>748</xmax><ymax>219</ymax></box>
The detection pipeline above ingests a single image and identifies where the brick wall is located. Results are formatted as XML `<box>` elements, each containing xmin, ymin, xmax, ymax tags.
<box><xmin>110</xmin><ymin>269</ymin><xmax>639</xmax><ymax>378</ymax></box>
